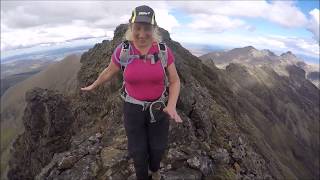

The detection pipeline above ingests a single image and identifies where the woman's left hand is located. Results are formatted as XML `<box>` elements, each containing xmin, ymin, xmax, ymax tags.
<box><xmin>163</xmin><ymin>106</ymin><xmax>183</xmax><ymax>123</ymax></box>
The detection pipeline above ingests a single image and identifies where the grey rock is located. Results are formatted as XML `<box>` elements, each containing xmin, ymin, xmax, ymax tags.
<box><xmin>210</xmin><ymin>148</ymin><xmax>230</xmax><ymax>165</ymax></box>
<box><xmin>187</xmin><ymin>155</ymin><xmax>214</xmax><ymax>176</ymax></box>
<box><xmin>7</xmin><ymin>88</ymin><xmax>75</xmax><ymax>180</ymax></box>
<box><xmin>163</xmin><ymin>167</ymin><xmax>202</xmax><ymax>180</ymax></box>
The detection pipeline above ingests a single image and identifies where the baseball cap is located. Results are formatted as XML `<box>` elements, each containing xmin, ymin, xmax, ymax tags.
<box><xmin>129</xmin><ymin>5</ymin><xmax>157</xmax><ymax>26</ymax></box>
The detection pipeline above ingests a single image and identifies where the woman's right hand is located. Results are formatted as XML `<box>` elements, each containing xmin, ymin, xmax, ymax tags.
<box><xmin>80</xmin><ymin>83</ymin><xmax>96</xmax><ymax>91</ymax></box>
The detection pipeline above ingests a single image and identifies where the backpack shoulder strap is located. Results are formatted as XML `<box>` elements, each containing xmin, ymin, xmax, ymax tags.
<box><xmin>118</xmin><ymin>40</ymin><xmax>131</xmax><ymax>99</ymax></box>
<box><xmin>158</xmin><ymin>42</ymin><xmax>168</xmax><ymax>68</ymax></box>
<box><xmin>119</xmin><ymin>40</ymin><xmax>131</xmax><ymax>71</ymax></box>
<box><xmin>157</xmin><ymin>42</ymin><xmax>169</xmax><ymax>89</ymax></box>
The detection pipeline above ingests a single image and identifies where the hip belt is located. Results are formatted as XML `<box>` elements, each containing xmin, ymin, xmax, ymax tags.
<box><xmin>121</xmin><ymin>89</ymin><xmax>168</xmax><ymax>123</ymax></box>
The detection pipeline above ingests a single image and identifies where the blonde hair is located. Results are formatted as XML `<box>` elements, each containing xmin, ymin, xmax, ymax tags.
<box><xmin>124</xmin><ymin>24</ymin><xmax>162</xmax><ymax>43</ymax></box>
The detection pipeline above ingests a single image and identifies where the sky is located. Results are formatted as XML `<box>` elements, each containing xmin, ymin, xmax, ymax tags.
<box><xmin>1</xmin><ymin>1</ymin><xmax>319</xmax><ymax>64</ymax></box>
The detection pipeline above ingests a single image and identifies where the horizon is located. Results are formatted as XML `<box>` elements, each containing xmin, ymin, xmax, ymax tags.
<box><xmin>1</xmin><ymin>1</ymin><xmax>319</xmax><ymax>64</ymax></box>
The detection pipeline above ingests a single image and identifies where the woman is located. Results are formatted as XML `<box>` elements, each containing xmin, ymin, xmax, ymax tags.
<box><xmin>81</xmin><ymin>5</ymin><xmax>182</xmax><ymax>180</ymax></box>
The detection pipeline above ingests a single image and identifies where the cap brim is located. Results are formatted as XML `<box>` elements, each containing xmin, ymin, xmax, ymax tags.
<box><xmin>134</xmin><ymin>16</ymin><xmax>155</xmax><ymax>25</ymax></box>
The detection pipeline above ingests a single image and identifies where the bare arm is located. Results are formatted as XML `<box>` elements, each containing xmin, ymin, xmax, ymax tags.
<box><xmin>166</xmin><ymin>63</ymin><xmax>181</xmax><ymax>109</ymax></box>
<box><xmin>81</xmin><ymin>60</ymin><xmax>120</xmax><ymax>91</ymax></box>
<box><xmin>163</xmin><ymin>63</ymin><xmax>182</xmax><ymax>122</ymax></box>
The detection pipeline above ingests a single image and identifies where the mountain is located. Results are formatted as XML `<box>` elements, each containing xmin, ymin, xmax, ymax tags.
<box><xmin>1</xmin><ymin>44</ymin><xmax>92</xmax><ymax>64</ymax></box>
<box><xmin>199</xmin><ymin>46</ymin><xmax>320</xmax><ymax>88</ymax></box>
<box><xmin>1</xmin><ymin>70</ymin><xmax>41</xmax><ymax>97</ymax></box>
<box><xmin>1</xmin><ymin>54</ymin><xmax>81</xmax><ymax>179</ymax></box>
<box><xmin>1</xmin><ymin>58</ymin><xmax>54</xmax><ymax>78</ymax></box>
<box><xmin>6</xmin><ymin>24</ymin><xmax>319</xmax><ymax>180</ymax></box>
<box><xmin>1</xmin><ymin>58</ymin><xmax>56</xmax><ymax>96</ymax></box>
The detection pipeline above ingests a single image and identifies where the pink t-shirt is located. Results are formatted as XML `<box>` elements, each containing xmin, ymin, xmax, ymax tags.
<box><xmin>112</xmin><ymin>41</ymin><xmax>174</xmax><ymax>101</ymax></box>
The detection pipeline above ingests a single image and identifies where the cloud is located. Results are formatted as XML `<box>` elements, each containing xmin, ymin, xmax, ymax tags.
<box><xmin>273</xmin><ymin>35</ymin><xmax>319</xmax><ymax>57</ymax></box>
<box><xmin>171</xmin><ymin>1</ymin><xmax>308</xmax><ymax>28</ymax></box>
<box><xmin>170</xmin><ymin>1</ymin><xmax>319</xmax><ymax>48</ymax></box>
<box><xmin>307</xmin><ymin>8</ymin><xmax>319</xmax><ymax>42</ymax></box>
<box><xmin>153</xmin><ymin>8</ymin><xmax>180</xmax><ymax>32</ymax></box>
<box><xmin>1</xmin><ymin>24</ymin><xmax>111</xmax><ymax>51</ymax></box>
<box><xmin>1</xmin><ymin>1</ymin><xmax>135</xmax><ymax>29</ymax></box>
<box><xmin>264</xmin><ymin>1</ymin><xmax>308</xmax><ymax>28</ymax></box>
<box><xmin>187</xmin><ymin>14</ymin><xmax>253</xmax><ymax>33</ymax></box>
<box><xmin>1</xmin><ymin>1</ymin><xmax>179</xmax><ymax>51</ymax></box>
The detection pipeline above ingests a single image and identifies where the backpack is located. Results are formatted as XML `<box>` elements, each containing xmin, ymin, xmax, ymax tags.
<box><xmin>115</xmin><ymin>40</ymin><xmax>169</xmax><ymax>103</ymax></box>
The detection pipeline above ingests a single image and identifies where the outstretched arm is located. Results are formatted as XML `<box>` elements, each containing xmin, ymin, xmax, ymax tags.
<box><xmin>81</xmin><ymin>60</ymin><xmax>120</xmax><ymax>91</ymax></box>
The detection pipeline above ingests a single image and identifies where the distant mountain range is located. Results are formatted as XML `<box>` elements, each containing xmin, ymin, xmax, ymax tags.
<box><xmin>1</xmin><ymin>45</ymin><xmax>91</xmax><ymax>64</ymax></box>
<box><xmin>1</xmin><ymin>36</ymin><xmax>108</xmax><ymax>64</ymax></box>
<box><xmin>1</xmin><ymin>59</ymin><xmax>56</xmax><ymax>96</ymax></box>
<box><xmin>0</xmin><ymin>43</ymin><xmax>95</xmax><ymax>97</ymax></box>
<box><xmin>200</xmin><ymin>46</ymin><xmax>319</xmax><ymax>88</ymax></box>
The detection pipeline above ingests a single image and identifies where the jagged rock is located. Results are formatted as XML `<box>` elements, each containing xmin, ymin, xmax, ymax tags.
<box><xmin>166</xmin><ymin>148</ymin><xmax>188</xmax><ymax>162</ymax></box>
<box><xmin>210</xmin><ymin>148</ymin><xmax>230</xmax><ymax>165</ymax></box>
<box><xmin>58</xmin><ymin>155</ymin><xmax>80</xmax><ymax>170</ymax></box>
<box><xmin>112</xmin><ymin>133</ymin><xmax>128</xmax><ymax>150</ymax></box>
<box><xmin>41</xmin><ymin>134</ymin><xmax>103</xmax><ymax>180</ymax></box>
<box><xmin>165</xmin><ymin>164</ymin><xmax>172</xmax><ymax>170</ymax></box>
<box><xmin>88</xmin><ymin>133</ymin><xmax>103</xmax><ymax>144</ymax></box>
<box><xmin>46</xmin><ymin>154</ymin><xmax>99</xmax><ymax>180</ymax></box>
<box><xmin>286</xmin><ymin>64</ymin><xmax>306</xmax><ymax>80</ymax></box>
<box><xmin>96</xmin><ymin>132</ymin><xmax>103</xmax><ymax>139</ymax></box>
<box><xmin>187</xmin><ymin>156</ymin><xmax>201</xmax><ymax>169</ymax></box>
<box><xmin>231</xmin><ymin>146</ymin><xmax>246</xmax><ymax>162</ymax></box>
<box><xmin>162</xmin><ymin>167</ymin><xmax>202</xmax><ymax>180</ymax></box>
<box><xmin>7</xmin><ymin>87</ymin><xmax>75</xmax><ymax>180</ymax></box>
<box><xmin>233</xmin><ymin>162</ymin><xmax>241</xmax><ymax>174</ymax></box>
<box><xmin>100</xmin><ymin>147</ymin><xmax>128</xmax><ymax>169</ymax></box>
<box><xmin>35</xmin><ymin>153</ymin><xmax>66</xmax><ymax>180</ymax></box>
<box><xmin>187</xmin><ymin>155</ymin><xmax>214</xmax><ymax>176</ymax></box>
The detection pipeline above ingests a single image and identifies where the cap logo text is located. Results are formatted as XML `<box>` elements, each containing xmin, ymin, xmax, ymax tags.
<box><xmin>138</xmin><ymin>11</ymin><xmax>151</xmax><ymax>15</ymax></box>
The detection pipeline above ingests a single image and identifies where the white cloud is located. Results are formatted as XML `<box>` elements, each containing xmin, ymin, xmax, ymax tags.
<box><xmin>170</xmin><ymin>1</ymin><xmax>268</xmax><ymax>18</ymax></box>
<box><xmin>265</xmin><ymin>1</ymin><xmax>308</xmax><ymax>28</ymax></box>
<box><xmin>171</xmin><ymin>1</ymin><xmax>308</xmax><ymax>28</ymax></box>
<box><xmin>249</xmin><ymin>36</ymin><xmax>287</xmax><ymax>49</ymax></box>
<box><xmin>1</xmin><ymin>1</ymin><xmax>179</xmax><ymax>51</ymax></box>
<box><xmin>153</xmin><ymin>8</ymin><xmax>180</xmax><ymax>32</ymax></box>
<box><xmin>307</xmin><ymin>8</ymin><xmax>319</xmax><ymax>42</ymax></box>
<box><xmin>1</xmin><ymin>24</ymin><xmax>111</xmax><ymax>51</ymax></box>
<box><xmin>187</xmin><ymin>14</ymin><xmax>252</xmax><ymax>33</ymax></box>
<box><xmin>272</xmin><ymin>36</ymin><xmax>319</xmax><ymax>57</ymax></box>
<box><xmin>1</xmin><ymin>1</ymin><xmax>158</xmax><ymax>29</ymax></box>
<box><xmin>169</xmin><ymin>1</ymin><xmax>319</xmax><ymax>52</ymax></box>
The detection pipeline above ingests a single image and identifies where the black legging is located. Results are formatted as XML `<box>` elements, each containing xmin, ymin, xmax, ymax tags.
<box><xmin>123</xmin><ymin>101</ymin><xmax>169</xmax><ymax>180</ymax></box>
